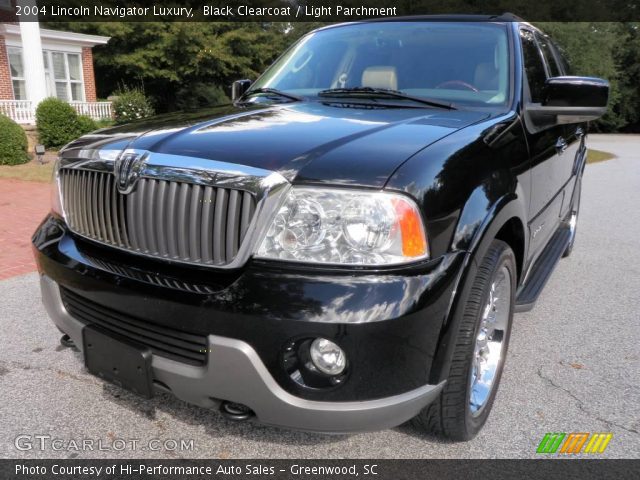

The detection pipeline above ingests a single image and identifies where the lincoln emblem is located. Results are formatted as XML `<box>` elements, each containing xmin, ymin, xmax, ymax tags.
<box><xmin>115</xmin><ymin>151</ymin><xmax>147</xmax><ymax>194</ymax></box>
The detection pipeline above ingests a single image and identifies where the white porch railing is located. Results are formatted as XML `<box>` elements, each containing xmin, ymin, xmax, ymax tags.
<box><xmin>0</xmin><ymin>100</ymin><xmax>113</xmax><ymax>124</ymax></box>
<box><xmin>0</xmin><ymin>100</ymin><xmax>34</xmax><ymax>124</ymax></box>
<box><xmin>70</xmin><ymin>101</ymin><xmax>113</xmax><ymax>121</ymax></box>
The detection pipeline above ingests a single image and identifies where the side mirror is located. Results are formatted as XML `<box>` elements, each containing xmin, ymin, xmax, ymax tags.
<box><xmin>232</xmin><ymin>79</ymin><xmax>253</xmax><ymax>101</ymax></box>
<box><xmin>527</xmin><ymin>76</ymin><xmax>609</xmax><ymax>126</ymax></box>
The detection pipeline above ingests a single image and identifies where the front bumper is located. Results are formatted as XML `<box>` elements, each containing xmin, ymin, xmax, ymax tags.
<box><xmin>41</xmin><ymin>276</ymin><xmax>443</xmax><ymax>433</ymax></box>
<box><xmin>34</xmin><ymin>215</ymin><xmax>463</xmax><ymax>433</ymax></box>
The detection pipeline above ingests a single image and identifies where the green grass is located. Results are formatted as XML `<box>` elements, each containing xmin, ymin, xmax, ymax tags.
<box><xmin>0</xmin><ymin>160</ymin><xmax>55</xmax><ymax>182</ymax></box>
<box><xmin>587</xmin><ymin>149</ymin><xmax>615</xmax><ymax>164</ymax></box>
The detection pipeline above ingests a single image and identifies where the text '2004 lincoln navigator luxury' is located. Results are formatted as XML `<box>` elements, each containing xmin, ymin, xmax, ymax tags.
<box><xmin>33</xmin><ymin>16</ymin><xmax>609</xmax><ymax>440</ymax></box>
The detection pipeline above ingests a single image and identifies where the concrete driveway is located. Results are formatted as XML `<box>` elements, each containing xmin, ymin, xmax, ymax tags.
<box><xmin>0</xmin><ymin>134</ymin><xmax>638</xmax><ymax>459</ymax></box>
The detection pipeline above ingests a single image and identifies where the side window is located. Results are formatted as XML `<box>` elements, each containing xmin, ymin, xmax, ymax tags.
<box><xmin>536</xmin><ymin>33</ymin><xmax>561</xmax><ymax>77</ymax></box>
<box><xmin>550</xmin><ymin>40</ymin><xmax>571</xmax><ymax>75</ymax></box>
<box><xmin>520</xmin><ymin>29</ymin><xmax>547</xmax><ymax>103</ymax></box>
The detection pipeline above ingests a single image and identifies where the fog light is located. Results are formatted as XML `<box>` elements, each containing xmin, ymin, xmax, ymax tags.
<box><xmin>309</xmin><ymin>338</ymin><xmax>346</xmax><ymax>376</ymax></box>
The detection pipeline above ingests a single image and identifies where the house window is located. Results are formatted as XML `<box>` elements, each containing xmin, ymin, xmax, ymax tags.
<box><xmin>7</xmin><ymin>47</ymin><xmax>26</xmax><ymax>100</ymax></box>
<box><xmin>0</xmin><ymin>0</ymin><xmax>12</xmax><ymax>10</ymax></box>
<box><xmin>7</xmin><ymin>48</ymin><xmax>85</xmax><ymax>102</ymax></box>
<box><xmin>44</xmin><ymin>50</ymin><xmax>85</xmax><ymax>102</ymax></box>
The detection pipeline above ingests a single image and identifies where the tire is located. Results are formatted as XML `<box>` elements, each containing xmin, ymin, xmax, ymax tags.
<box><xmin>413</xmin><ymin>239</ymin><xmax>517</xmax><ymax>441</ymax></box>
<box><xmin>563</xmin><ymin>177</ymin><xmax>582</xmax><ymax>258</ymax></box>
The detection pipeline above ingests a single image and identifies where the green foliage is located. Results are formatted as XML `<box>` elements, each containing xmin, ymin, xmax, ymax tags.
<box><xmin>537</xmin><ymin>22</ymin><xmax>640</xmax><ymax>132</ymax></box>
<box><xmin>94</xmin><ymin>118</ymin><xmax>115</xmax><ymax>129</ymax></box>
<box><xmin>35</xmin><ymin>98</ymin><xmax>83</xmax><ymax>148</ymax></box>
<box><xmin>174</xmin><ymin>83</ymin><xmax>229</xmax><ymax>110</ymax></box>
<box><xmin>76</xmin><ymin>115</ymin><xmax>98</xmax><ymax>135</ymax></box>
<box><xmin>36</xmin><ymin>99</ymin><xmax>101</xmax><ymax>148</ymax></box>
<box><xmin>112</xmin><ymin>85</ymin><xmax>155</xmax><ymax>124</ymax></box>
<box><xmin>44</xmin><ymin>22</ymin><xmax>313</xmax><ymax>112</ymax></box>
<box><xmin>45</xmin><ymin>21</ymin><xmax>640</xmax><ymax>132</ymax></box>
<box><xmin>0</xmin><ymin>115</ymin><xmax>29</xmax><ymax>166</ymax></box>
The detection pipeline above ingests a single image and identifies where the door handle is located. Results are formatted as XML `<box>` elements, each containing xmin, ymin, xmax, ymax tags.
<box><xmin>555</xmin><ymin>137</ymin><xmax>568</xmax><ymax>155</ymax></box>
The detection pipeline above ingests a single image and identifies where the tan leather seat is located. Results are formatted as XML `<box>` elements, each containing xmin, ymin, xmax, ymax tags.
<box><xmin>361</xmin><ymin>66</ymin><xmax>398</xmax><ymax>90</ymax></box>
<box><xmin>474</xmin><ymin>63</ymin><xmax>498</xmax><ymax>91</ymax></box>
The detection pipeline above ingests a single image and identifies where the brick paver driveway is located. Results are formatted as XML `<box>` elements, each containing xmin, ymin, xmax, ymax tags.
<box><xmin>0</xmin><ymin>178</ymin><xmax>49</xmax><ymax>280</ymax></box>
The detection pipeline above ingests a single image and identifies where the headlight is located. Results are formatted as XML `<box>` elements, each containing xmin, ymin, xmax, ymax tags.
<box><xmin>50</xmin><ymin>159</ymin><xmax>64</xmax><ymax>218</ymax></box>
<box><xmin>256</xmin><ymin>187</ymin><xmax>428</xmax><ymax>265</ymax></box>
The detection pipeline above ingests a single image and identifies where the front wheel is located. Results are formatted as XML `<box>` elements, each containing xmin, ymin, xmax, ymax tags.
<box><xmin>413</xmin><ymin>239</ymin><xmax>516</xmax><ymax>441</ymax></box>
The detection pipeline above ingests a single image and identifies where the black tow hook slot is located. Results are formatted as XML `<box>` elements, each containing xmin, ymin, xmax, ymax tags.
<box><xmin>220</xmin><ymin>401</ymin><xmax>254</xmax><ymax>422</ymax></box>
<box><xmin>60</xmin><ymin>334</ymin><xmax>77</xmax><ymax>350</ymax></box>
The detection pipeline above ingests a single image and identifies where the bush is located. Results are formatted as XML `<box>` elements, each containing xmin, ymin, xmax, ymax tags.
<box><xmin>36</xmin><ymin>98</ymin><xmax>83</xmax><ymax>148</ymax></box>
<box><xmin>94</xmin><ymin>118</ymin><xmax>115</xmax><ymax>129</ymax></box>
<box><xmin>76</xmin><ymin>115</ymin><xmax>98</xmax><ymax>135</ymax></box>
<box><xmin>112</xmin><ymin>86</ymin><xmax>155</xmax><ymax>124</ymax></box>
<box><xmin>0</xmin><ymin>115</ymin><xmax>29</xmax><ymax>165</ymax></box>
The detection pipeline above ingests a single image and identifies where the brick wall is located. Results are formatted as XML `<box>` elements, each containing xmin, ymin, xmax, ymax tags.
<box><xmin>1</xmin><ymin>0</ymin><xmax>18</xmax><ymax>100</ymax></box>
<box><xmin>0</xmin><ymin>35</ymin><xmax>13</xmax><ymax>100</ymax></box>
<box><xmin>81</xmin><ymin>47</ymin><xmax>96</xmax><ymax>102</ymax></box>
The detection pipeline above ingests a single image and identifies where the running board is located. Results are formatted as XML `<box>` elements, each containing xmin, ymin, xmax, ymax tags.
<box><xmin>515</xmin><ymin>226</ymin><xmax>572</xmax><ymax>313</ymax></box>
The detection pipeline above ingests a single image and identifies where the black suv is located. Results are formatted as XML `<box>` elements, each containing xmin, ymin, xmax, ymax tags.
<box><xmin>33</xmin><ymin>16</ymin><xmax>608</xmax><ymax>440</ymax></box>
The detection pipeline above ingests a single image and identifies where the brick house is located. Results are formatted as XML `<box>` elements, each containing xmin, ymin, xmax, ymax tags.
<box><xmin>0</xmin><ymin>1</ymin><xmax>111</xmax><ymax>124</ymax></box>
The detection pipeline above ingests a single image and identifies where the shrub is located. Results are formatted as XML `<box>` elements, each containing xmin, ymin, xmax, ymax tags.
<box><xmin>94</xmin><ymin>118</ymin><xmax>115</xmax><ymax>129</ymax></box>
<box><xmin>112</xmin><ymin>86</ymin><xmax>155</xmax><ymax>124</ymax></box>
<box><xmin>76</xmin><ymin>115</ymin><xmax>98</xmax><ymax>135</ymax></box>
<box><xmin>0</xmin><ymin>115</ymin><xmax>29</xmax><ymax>165</ymax></box>
<box><xmin>36</xmin><ymin>97</ymin><xmax>83</xmax><ymax>148</ymax></box>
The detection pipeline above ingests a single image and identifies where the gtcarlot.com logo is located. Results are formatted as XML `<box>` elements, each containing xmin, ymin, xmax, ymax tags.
<box><xmin>537</xmin><ymin>432</ymin><xmax>613</xmax><ymax>454</ymax></box>
<box><xmin>14</xmin><ymin>434</ymin><xmax>194</xmax><ymax>452</ymax></box>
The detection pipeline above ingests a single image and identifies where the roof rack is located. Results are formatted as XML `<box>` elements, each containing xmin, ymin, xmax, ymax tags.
<box><xmin>362</xmin><ymin>13</ymin><xmax>526</xmax><ymax>23</ymax></box>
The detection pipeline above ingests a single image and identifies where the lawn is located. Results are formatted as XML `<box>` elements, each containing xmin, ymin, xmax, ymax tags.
<box><xmin>0</xmin><ymin>148</ymin><xmax>618</xmax><ymax>184</ymax></box>
<box><xmin>0</xmin><ymin>160</ymin><xmax>55</xmax><ymax>183</ymax></box>
<box><xmin>586</xmin><ymin>148</ymin><xmax>616</xmax><ymax>164</ymax></box>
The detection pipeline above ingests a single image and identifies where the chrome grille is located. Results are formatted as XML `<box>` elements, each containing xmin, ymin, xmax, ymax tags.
<box><xmin>59</xmin><ymin>169</ymin><xmax>257</xmax><ymax>266</ymax></box>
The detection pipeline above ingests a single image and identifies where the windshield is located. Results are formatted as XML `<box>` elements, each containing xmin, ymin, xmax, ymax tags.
<box><xmin>250</xmin><ymin>22</ymin><xmax>511</xmax><ymax>108</ymax></box>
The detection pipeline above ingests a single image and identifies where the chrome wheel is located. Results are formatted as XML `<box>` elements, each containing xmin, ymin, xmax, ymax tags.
<box><xmin>469</xmin><ymin>265</ymin><xmax>511</xmax><ymax>416</ymax></box>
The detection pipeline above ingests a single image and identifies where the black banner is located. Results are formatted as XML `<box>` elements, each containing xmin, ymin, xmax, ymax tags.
<box><xmin>7</xmin><ymin>0</ymin><xmax>640</xmax><ymax>22</ymax></box>
<box><xmin>2</xmin><ymin>459</ymin><xmax>640</xmax><ymax>480</ymax></box>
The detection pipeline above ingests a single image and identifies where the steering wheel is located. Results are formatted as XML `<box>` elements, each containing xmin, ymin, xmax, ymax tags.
<box><xmin>435</xmin><ymin>80</ymin><xmax>479</xmax><ymax>92</ymax></box>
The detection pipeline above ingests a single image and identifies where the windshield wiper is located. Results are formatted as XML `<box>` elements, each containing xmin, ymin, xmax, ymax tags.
<box><xmin>240</xmin><ymin>88</ymin><xmax>303</xmax><ymax>102</ymax></box>
<box><xmin>317</xmin><ymin>87</ymin><xmax>455</xmax><ymax>110</ymax></box>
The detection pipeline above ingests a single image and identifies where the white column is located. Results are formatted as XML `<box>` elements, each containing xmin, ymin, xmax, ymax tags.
<box><xmin>18</xmin><ymin>0</ymin><xmax>47</xmax><ymax>115</ymax></box>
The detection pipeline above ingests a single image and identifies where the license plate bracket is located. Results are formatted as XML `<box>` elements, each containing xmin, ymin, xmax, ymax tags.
<box><xmin>82</xmin><ymin>325</ymin><xmax>154</xmax><ymax>399</ymax></box>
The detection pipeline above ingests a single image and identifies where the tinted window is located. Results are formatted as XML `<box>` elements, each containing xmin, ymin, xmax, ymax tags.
<box><xmin>520</xmin><ymin>29</ymin><xmax>547</xmax><ymax>103</ymax></box>
<box><xmin>536</xmin><ymin>33</ymin><xmax>561</xmax><ymax>77</ymax></box>
<box><xmin>251</xmin><ymin>22</ymin><xmax>511</xmax><ymax>107</ymax></box>
<box><xmin>550</xmin><ymin>40</ymin><xmax>571</xmax><ymax>75</ymax></box>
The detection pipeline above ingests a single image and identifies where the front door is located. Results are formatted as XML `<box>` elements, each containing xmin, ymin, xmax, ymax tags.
<box><xmin>520</xmin><ymin>28</ymin><xmax>578</xmax><ymax>264</ymax></box>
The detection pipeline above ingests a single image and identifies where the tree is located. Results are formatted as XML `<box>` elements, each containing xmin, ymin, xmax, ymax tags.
<box><xmin>45</xmin><ymin>22</ymin><xmax>317</xmax><ymax>112</ymax></box>
<box><xmin>47</xmin><ymin>20</ymin><xmax>639</xmax><ymax>131</ymax></box>
<box><xmin>614</xmin><ymin>23</ymin><xmax>640</xmax><ymax>131</ymax></box>
<box><xmin>539</xmin><ymin>22</ymin><xmax>640</xmax><ymax>132</ymax></box>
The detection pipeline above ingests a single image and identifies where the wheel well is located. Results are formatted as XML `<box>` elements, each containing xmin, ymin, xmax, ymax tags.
<box><xmin>495</xmin><ymin>217</ymin><xmax>525</xmax><ymax>281</ymax></box>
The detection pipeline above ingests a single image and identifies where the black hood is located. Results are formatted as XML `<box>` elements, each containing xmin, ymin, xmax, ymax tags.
<box><xmin>64</xmin><ymin>102</ymin><xmax>489</xmax><ymax>188</ymax></box>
